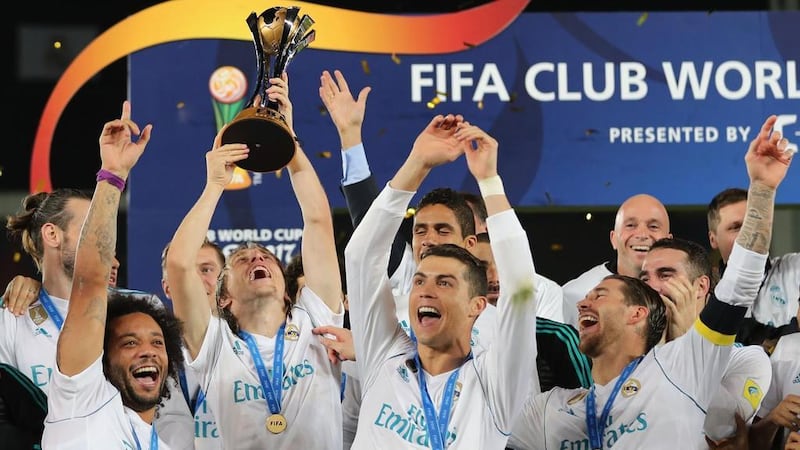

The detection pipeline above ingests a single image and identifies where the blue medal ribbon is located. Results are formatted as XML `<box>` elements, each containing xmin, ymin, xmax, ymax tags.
<box><xmin>37</xmin><ymin>288</ymin><xmax>64</xmax><ymax>330</ymax></box>
<box><xmin>415</xmin><ymin>353</ymin><xmax>471</xmax><ymax>450</ymax></box>
<box><xmin>130</xmin><ymin>420</ymin><xmax>159</xmax><ymax>450</ymax></box>
<box><xmin>238</xmin><ymin>322</ymin><xmax>287</xmax><ymax>416</ymax></box>
<box><xmin>585</xmin><ymin>357</ymin><xmax>643</xmax><ymax>450</ymax></box>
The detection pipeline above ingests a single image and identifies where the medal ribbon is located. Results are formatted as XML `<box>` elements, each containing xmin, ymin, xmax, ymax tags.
<box><xmin>38</xmin><ymin>288</ymin><xmax>64</xmax><ymax>330</ymax></box>
<box><xmin>415</xmin><ymin>353</ymin><xmax>471</xmax><ymax>450</ymax></box>
<box><xmin>585</xmin><ymin>356</ymin><xmax>643</xmax><ymax>450</ymax></box>
<box><xmin>130</xmin><ymin>420</ymin><xmax>158</xmax><ymax>450</ymax></box>
<box><xmin>238</xmin><ymin>322</ymin><xmax>287</xmax><ymax>416</ymax></box>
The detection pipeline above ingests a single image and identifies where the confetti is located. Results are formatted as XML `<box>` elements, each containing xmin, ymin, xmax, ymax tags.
<box><xmin>509</xmin><ymin>92</ymin><xmax>518</xmax><ymax>103</ymax></box>
<box><xmin>317</xmin><ymin>151</ymin><xmax>332</xmax><ymax>159</ymax></box>
<box><xmin>426</xmin><ymin>96</ymin><xmax>442</xmax><ymax>109</ymax></box>
<box><xmin>637</xmin><ymin>13</ymin><xmax>648</xmax><ymax>26</ymax></box>
<box><xmin>477</xmin><ymin>100</ymin><xmax>484</xmax><ymax>110</ymax></box>
<box><xmin>319</xmin><ymin>105</ymin><xmax>328</xmax><ymax>115</ymax></box>
<box><xmin>176</xmin><ymin>101</ymin><xmax>185</xmax><ymax>109</ymax></box>
<box><xmin>405</xmin><ymin>208</ymin><xmax>416</xmax><ymax>219</ymax></box>
<box><xmin>274</xmin><ymin>169</ymin><xmax>283</xmax><ymax>179</ymax></box>
<box><xmin>361</xmin><ymin>60</ymin><xmax>370</xmax><ymax>74</ymax></box>
<box><xmin>391</xmin><ymin>53</ymin><xmax>401</xmax><ymax>64</ymax></box>
<box><xmin>585</xmin><ymin>128</ymin><xmax>598</xmax><ymax>136</ymax></box>
<box><xmin>463</xmin><ymin>42</ymin><xmax>476</xmax><ymax>48</ymax></box>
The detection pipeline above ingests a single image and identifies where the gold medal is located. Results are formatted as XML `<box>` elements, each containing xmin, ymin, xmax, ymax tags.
<box><xmin>266</xmin><ymin>413</ymin><xmax>287</xmax><ymax>434</ymax></box>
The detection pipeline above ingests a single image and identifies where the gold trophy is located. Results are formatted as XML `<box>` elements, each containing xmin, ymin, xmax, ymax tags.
<box><xmin>220</xmin><ymin>6</ymin><xmax>316</xmax><ymax>172</ymax></box>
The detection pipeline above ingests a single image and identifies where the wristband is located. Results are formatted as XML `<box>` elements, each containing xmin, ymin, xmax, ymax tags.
<box><xmin>96</xmin><ymin>169</ymin><xmax>126</xmax><ymax>192</ymax></box>
<box><xmin>478</xmin><ymin>175</ymin><xmax>504</xmax><ymax>198</ymax></box>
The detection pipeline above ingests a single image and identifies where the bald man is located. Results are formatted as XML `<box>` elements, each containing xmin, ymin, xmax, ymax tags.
<box><xmin>561</xmin><ymin>193</ymin><xmax>672</xmax><ymax>328</ymax></box>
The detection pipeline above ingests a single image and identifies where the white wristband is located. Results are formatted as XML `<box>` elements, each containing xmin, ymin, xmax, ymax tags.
<box><xmin>478</xmin><ymin>175</ymin><xmax>504</xmax><ymax>198</ymax></box>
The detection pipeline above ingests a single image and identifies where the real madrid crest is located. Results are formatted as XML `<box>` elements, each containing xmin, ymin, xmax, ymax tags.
<box><xmin>29</xmin><ymin>305</ymin><xmax>48</xmax><ymax>326</ymax></box>
<box><xmin>621</xmin><ymin>378</ymin><xmax>641</xmax><ymax>398</ymax></box>
<box><xmin>284</xmin><ymin>324</ymin><xmax>300</xmax><ymax>341</ymax></box>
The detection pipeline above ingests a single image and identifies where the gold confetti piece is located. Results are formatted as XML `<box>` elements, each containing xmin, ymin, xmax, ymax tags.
<box><xmin>637</xmin><ymin>12</ymin><xmax>648</xmax><ymax>26</ymax></box>
<box><xmin>509</xmin><ymin>92</ymin><xmax>518</xmax><ymax>103</ymax></box>
<box><xmin>361</xmin><ymin>60</ymin><xmax>370</xmax><ymax>74</ymax></box>
<box><xmin>274</xmin><ymin>169</ymin><xmax>283</xmax><ymax>179</ymax></box>
<box><xmin>405</xmin><ymin>208</ymin><xmax>416</xmax><ymax>219</ymax></box>
<box><xmin>13</xmin><ymin>252</ymin><xmax>20</xmax><ymax>263</ymax></box>
<box><xmin>176</xmin><ymin>101</ymin><xmax>185</xmax><ymax>109</ymax></box>
<box><xmin>426</xmin><ymin>96</ymin><xmax>442</xmax><ymax>109</ymax></box>
<box><xmin>317</xmin><ymin>151</ymin><xmax>332</xmax><ymax>159</ymax></box>
<box><xmin>477</xmin><ymin>100</ymin><xmax>484</xmax><ymax>110</ymax></box>
<box><xmin>435</xmin><ymin>91</ymin><xmax>448</xmax><ymax>98</ymax></box>
<box><xmin>391</xmin><ymin>53</ymin><xmax>401</xmax><ymax>64</ymax></box>
<box><xmin>550</xmin><ymin>243</ymin><xmax>563</xmax><ymax>252</ymax></box>
<box><xmin>585</xmin><ymin>128</ymin><xmax>598</xmax><ymax>136</ymax></box>
<box><xmin>464</xmin><ymin>42</ymin><xmax>476</xmax><ymax>48</ymax></box>
<box><xmin>318</xmin><ymin>105</ymin><xmax>328</xmax><ymax>115</ymax></box>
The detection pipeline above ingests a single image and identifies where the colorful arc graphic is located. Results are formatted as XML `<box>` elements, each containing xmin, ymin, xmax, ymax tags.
<box><xmin>29</xmin><ymin>0</ymin><xmax>529</xmax><ymax>193</ymax></box>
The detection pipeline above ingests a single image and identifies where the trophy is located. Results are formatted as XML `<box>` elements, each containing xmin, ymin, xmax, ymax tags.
<box><xmin>220</xmin><ymin>6</ymin><xmax>316</xmax><ymax>172</ymax></box>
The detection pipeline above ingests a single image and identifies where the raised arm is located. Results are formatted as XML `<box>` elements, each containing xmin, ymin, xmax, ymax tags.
<box><xmin>57</xmin><ymin>100</ymin><xmax>151</xmax><ymax>376</ymax></box>
<box><xmin>320</xmin><ymin>69</ymin><xmax>411</xmax><ymax>278</ymax></box>
<box><xmin>461</xmin><ymin>122</ymin><xmax>539</xmax><ymax>423</ymax></box>
<box><xmin>275</xmin><ymin>74</ymin><xmax>341</xmax><ymax>312</ymax></box>
<box><xmin>165</xmin><ymin>131</ymin><xmax>248</xmax><ymax>358</ymax></box>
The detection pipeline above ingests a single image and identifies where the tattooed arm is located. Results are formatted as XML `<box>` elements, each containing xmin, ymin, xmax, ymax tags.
<box><xmin>57</xmin><ymin>101</ymin><xmax>151</xmax><ymax>376</ymax></box>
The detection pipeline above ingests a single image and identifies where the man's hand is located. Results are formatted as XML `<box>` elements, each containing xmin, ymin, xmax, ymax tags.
<box><xmin>659</xmin><ymin>274</ymin><xmax>699</xmax><ymax>341</ymax></box>
<box><xmin>706</xmin><ymin>413</ymin><xmax>749</xmax><ymax>450</ymax></box>
<box><xmin>786</xmin><ymin>431</ymin><xmax>800</xmax><ymax>450</ymax></box>
<box><xmin>98</xmin><ymin>100</ymin><xmax>152</xmax><ymax>179</ymax></box>
<box><xmin>766</xmin><ymin>394</ymin><xmax>800</xmax><ymax>431</ymax></box>
<box><xmin>319</xmin><ymin>70</ymin><xmax>370</xmax><ymax>148</ymax></box>
<box><xmin>1</xmin><ymin>276</ymin><xmax>41</xmax><ymax>316</ymax></box>
<box><xmin>267</xmin><ymin>73</ymin><xmax>294</xmax><ymax>134</ymax></box>
<box><xmin>408</xmin><ymin>114</ymin><xmax>465</xmax><ymax>169</ymax></box>
<box><xmin>205</xmin><ymin>134</ymin><xmax>249</xmax><ymax>190</ymax></box>
<box><xmin>745</xmin><ymin>115</ymin><xmax>794</xmax><ymax>189</ymax></box>
<box><xmin>458</xmin><ymin>122</ymin><xmax>499</xmax><ymax>181</ymax></box>
<box><xmin>313</xmin><ymin>325</ymin><xmax>356</xmax><ymax>364</ymax></box>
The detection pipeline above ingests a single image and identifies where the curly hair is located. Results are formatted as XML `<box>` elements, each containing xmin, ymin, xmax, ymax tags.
<box><xmin>104</xmin><ymin>293</ymin><xmax>185</xmax><ymax>403</ymax></box>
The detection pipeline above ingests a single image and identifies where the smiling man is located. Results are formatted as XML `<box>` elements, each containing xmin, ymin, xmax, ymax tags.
<box><xmin>562</xmin><ymin>193</ymin><xmax>672</xmax><ymax>328</ymax></box>
<box><xmin>508</xmin><ymin>114</ymin><xmax>793</xmax><ymax>450</ymax></box>
<box><xmin>42</xmin><ymin>101</ymin><xmax>185</xmax><ymax>449</ymax></box>
<box><xmin>346</xmin><ymin>116</ymin><xmax>537</xmax><ymax>449</ymax></box>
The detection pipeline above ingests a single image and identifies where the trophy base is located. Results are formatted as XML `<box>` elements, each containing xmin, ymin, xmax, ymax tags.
<box><xmin>220</xmin><ymin>108</ymin><xmax>296</xmax><ymax>173</ymax></box>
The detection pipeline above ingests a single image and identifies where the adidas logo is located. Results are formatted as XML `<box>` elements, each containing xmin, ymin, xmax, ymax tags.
<box><xmin>793</xmin><ymin>372</ymin><xmax>800</xmax><ymax>384</ymax></box>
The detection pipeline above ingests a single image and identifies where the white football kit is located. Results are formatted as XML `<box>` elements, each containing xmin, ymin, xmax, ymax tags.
<box><xmin>42</xmin><ymin>355</ymin><xmax>170</xmax><ymax>450</ymax></box>
<box><xmin>0</xmin><ymin>292</ymin><xmax>68</xmax><ymax>395</ymax></box>
<box><xmin>509</xmin><ymin>243</ymin><xmax>767</xmax><ymax>450</ymax></box>
<box><xmin>189</xmin><ymin>286</ymin><xmax>344</xmax><ymax>449</ymax></box>
<box><xmin>346</xmin><ymin>185</ymin><xmax>538</xmax><ymax>449</ymax></box>
<box><xmin>758</xmin><ymin>332</ymin><xmax>800</xmax><ymax>447</ymax></box>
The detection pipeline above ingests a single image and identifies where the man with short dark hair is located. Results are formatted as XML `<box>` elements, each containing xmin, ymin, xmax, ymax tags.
<box><xmin>707</xmin><ymin>187</ymin><xmax>800</xmax><ymax>348</ymax></box>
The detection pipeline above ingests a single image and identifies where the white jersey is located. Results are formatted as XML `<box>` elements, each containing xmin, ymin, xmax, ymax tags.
<box><xmin>189</xmin><ymin>286</ymin><xmax>344</xmax><ymax>449</ymax></box>
<box><xmin>42</xmin><ymin>355</ymin><xmax>170</xmax><ymax>450</ymax></box>
<box><xmin>534</xmin><ymin>273</ymin><xmax>565</xmax><ymax>323</ymax></box>
<box><xmin>758</xmin><ymin>333</ymin><xmax>800</xmax><ymax>446</ymax></box>
<box><xmin>509</xmin><ymin>243</ymin><xmax>767</xmax><ymax>450</ymax></box>
<box><xmin>346</xmin><ymin>185</ymin><xmax>538</xmax><ymax>449</ymax></box>
<box><xmin>703</xmin><ymin>344</ymin><xmax>771</xmax><ymax>441</ymax></box>
<box><xmin>154</xmin><ymin>347</ymin><xmax>221</xmax><ymax>450</ymax></box>
<box><xmin>751</xmin><ymin>252</ymin><xmax>800</xmax><ymax>327</ymax></box>
<box><xmin>561</xmin><ymin>262</ymin><xmax>614</xmax><ymax>328</ymax></box>
<box><xmin>0</xmin><ymin>292</ymin><xmax>68</xmax><ymax>394</ymax></box>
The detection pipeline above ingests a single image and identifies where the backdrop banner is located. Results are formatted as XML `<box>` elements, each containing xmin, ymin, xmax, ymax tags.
<box><xmin>128</xmin><ymin>11</ymin><xmax>800</xmax><ymax>296</ymax></box>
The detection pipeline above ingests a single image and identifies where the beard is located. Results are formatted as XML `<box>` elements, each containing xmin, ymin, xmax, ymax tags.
<box><xmin>578</xmin><ymin>334</ymin><xmax>603</xmax><ymax>359</ymax></box>
<box><xmin>60</xmin><ymin>236</ymin><xmax>76</xmax><ymax>280</ymax></box>
<box><xmin>105</xmin><ymin>362</ymin><xmax>165</xmax><ymax>412</ymax></box>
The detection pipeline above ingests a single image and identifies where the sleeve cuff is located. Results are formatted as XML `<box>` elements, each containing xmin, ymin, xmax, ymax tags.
<box><xmin>341</xmin><ymin>143</ymin><xmax>371</xmax><ymax>186</ymax></box>
<box><xmin>713</xmin><ymin>242</ymin><xmax>767</xmax><ymax>307</ymax></box>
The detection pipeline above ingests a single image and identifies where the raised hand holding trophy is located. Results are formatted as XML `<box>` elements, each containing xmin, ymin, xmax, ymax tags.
<box><xmin>221</xmin><ymin>6</ymin><xmax>316</xmax><ymax>173</ymax></box>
